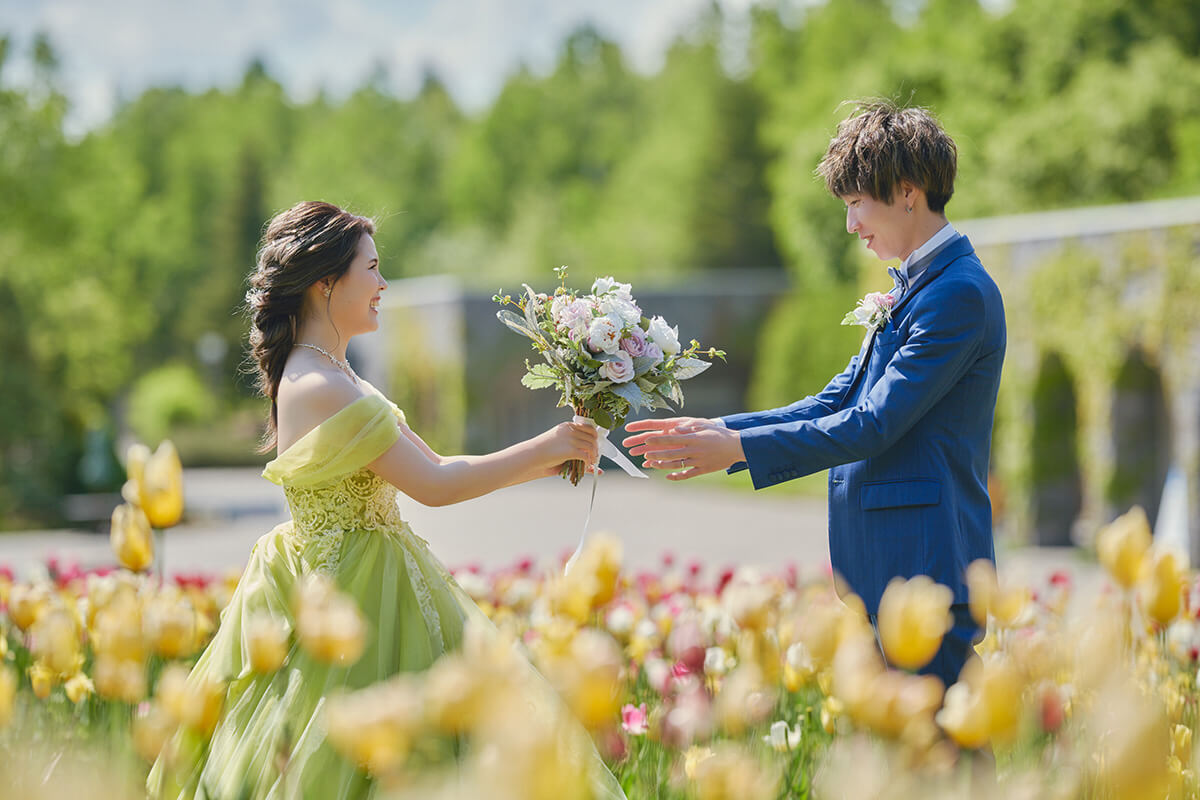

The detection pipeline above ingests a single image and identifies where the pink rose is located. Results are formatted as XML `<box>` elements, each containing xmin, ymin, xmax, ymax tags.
<box><xmin>621</xmin><ymin>702</ymin><xmax>648</xmax><ymax>735</ymax></box>
<box><xmin>620</xmin><ymin>326</ymin><xmax>648</xmax><ymax>357</ymax></box>
<box><xmin>643</xmin><ymin>342</ymin><xmax>664</xmax><ymax>366</ymax></box>
<box><xmin>864</xmin><ymin>291</ymin><xmax>895</xmax><ymax>309</ymax></box>
<box><xmin>600</xmin><ymin>351</ymin><xmax>635</xmax><ymax>383</ymax></box>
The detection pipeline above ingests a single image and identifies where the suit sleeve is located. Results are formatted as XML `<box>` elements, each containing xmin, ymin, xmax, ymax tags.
<box><xmin>737</xmin><ymin>281</ymin><xmax>987</xmax><ymax>489</ymax></box>
<box><xmin>719</xmin><ymin>349</ymin><xmax>862</xmax><ymax>474</ymax></box>
<box><xmin>721</xmin><ymin>349</ymin><xmax>862</xmax><ymax>431</ymax></box>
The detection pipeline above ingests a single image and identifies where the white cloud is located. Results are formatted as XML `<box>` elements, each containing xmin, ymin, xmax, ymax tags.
<box><xmin>0</xmin><ymin>0</ymin><xmax>760</xmax><ymax>133</ymax></box>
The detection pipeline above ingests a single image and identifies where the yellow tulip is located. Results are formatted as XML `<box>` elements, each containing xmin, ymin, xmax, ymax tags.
<box><xmin>1086</xmin><ymin>679</ymin><xmax>1172</xmax><ymax>800</ymax></box>
<box><xmin>1174</xmin><ymin>724</ymin><xmax>1193</xmax><ymax>759</ymax></box>
<box><xmin>30</xmin><ymin>607</ymin><xmax>82</xmax><ymax>678</ymax></box>
<box><xmin>94</xmin><ymin>657</ymin><xmax>146</xmax><ymax>703</ymax></box>
<box><xmin>1096</xmin><ymin>506</ymin><xmax>1152</xmax><ymax>588</ymax></box>
<box><xmin>294</xmin><ymin>575</ymin><xmax>366</xmax><ymax>666</ymax></box>
<box><xmin>110</xmin><ymin>502</ymin><xmax>154</xmax><ymax>572</ymax></box>
<box><xmin>122</xmin><ymin>443</ymin><xmax>151</xmax><ymax>504</ymax></box>
<box><xmin>154</xmin><ymin>662</ymin><xmax>224</xmax><ymax>736</ymax></box>
<box><xmin>424</xmin><ymin>653</ymin><xmax>492</xmax><ymax>734</ymax></box>
<box><xmin>935</xmin><ymin>655</ymin><xmax>1022</xmax><ymax>749</ymax></box>
<box><xmin>142</xmin><ymin>440</ymin><xmax>184</xmax><ymax>528</ymax></box>
<box><xmin>1141</xmin><ymin>550</ymin><xmax>1185</xmax><ymax>626</ymax></box>
<box><xmin>29</xmin><ymin>662</ymin><xmax>56</xmax><ymax>700</ymax></box>
<box><xmin>64</xmin><ymin>672</ymin><xmax>95</xmax><ymax>704</ymax></box>
<box><xmin>144</xmin><ymin>595</ymin><xmax>199</xmax><ymax>659</ymax></box>
<box><xmin>689</xmin><ymin>743</ymin><xmax>780</xmax><ymax>800</ymax></box>
<box><xmin>91</xmin><ymin>594</ymin><xmax>147</xmax><ymax>663</ymax></box>
<box><xmin>180</xmin><ymin>676</ymin><xmax>226</xmax><ymax>736</ymax></box>
<box><xmin>132</xmin><ymin>703</ymin><xmax>177</xmax><ymax>763</ymax></box>
<box><xmin>990</xmin><ymin>581</ymin><xmax>1033</xmax><ymax>629</ymax></box>
<box><xmin>326</xmin><ymin>680</ymin><xmax>423</xmax><ymax>776</ymax></box>
<box><xmin>877</xmin><ymin>575</ymin><xmax>953</xmax><ymax>671</ymax></box>
<box><xmin>936</xmin><ymin>679</ymin><xmax>990</xmax><ymax>749</ymax></box>
<box><xmin>965</xmin><ymin>559</ymin><xmax>997</xmax><ymax>627</ymax></box>
<box><xmin>573</xmin><ymin>533</ymin><xmax>622</xmax><ymax>608</ymax></box>
<box><xmin>155</xmin><ymin>664</ymin><xmax>191</xmax><ymax>724</ymax></box>
<box><xmin>783</xmin><ymin>641</ymin><xmax>815</xmax><ymax>692</ymax></box>
<box><xmin>0</xmin><ymin>666</ymin><xmax>15</xmax><ymax>727</ymax></box>
<box><xmin>245</xmin><ymin>614</ymin><xmax>290</xmax><ymax>673</ymax></box>
<box><xmin>683</xmin><ymin>745</ymin><xmax>715</xmax><ymax>779</ymax></box>
<box><xmin>8</xmin><ymin>582</ymin><xmax>50</xmax><ymax>631</ymax></box>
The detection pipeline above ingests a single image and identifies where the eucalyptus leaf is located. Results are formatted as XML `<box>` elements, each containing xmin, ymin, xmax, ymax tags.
<box><xmin>659</xmin><ymin>379</ymin><xmax>684</xmax><ymax>407</ymax></box>
<box><xmin>632</xmin><ymin>356</ymin><xmax>660</xmax><ymax>376</ymax></box>
<box><xmin>672</xmin><ymin>357</ymin><xmax>712</xmax><ymax>381</ymax></box>
<box><xmin>577</xmin><ymin>380</ymin><xmax>614</xmax><ymax>398</ymax></box>
<box><xmin>521</xmin><ymin>372</ymin><xmax>558</xmax><ymax>389</ymax></box>
<box><xmin>610</xmin><ymin>379</ymin><xmax>649</xmax><ymax>410</ymax></box>
<box><xmin>497</xmin><ymin>309</ymin><xmax>542</xmax><ymax>342</ymax></box>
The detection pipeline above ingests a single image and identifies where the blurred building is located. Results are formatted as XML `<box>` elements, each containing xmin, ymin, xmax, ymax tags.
<box><xmin>961</xmin><ymin>196</ymin><xmax>1200</xmax><ymax>561</ymax></box>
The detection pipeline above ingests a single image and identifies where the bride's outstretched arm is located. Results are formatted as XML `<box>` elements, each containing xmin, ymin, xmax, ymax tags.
<box><xmin>370</xmin><ymin>420</ymin><xmax>598</xmax><ymax>506</ymax></box>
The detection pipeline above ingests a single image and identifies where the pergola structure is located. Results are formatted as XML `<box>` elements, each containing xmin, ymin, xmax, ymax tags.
<box><xmin>960</xmin><ymin>197</ymin><xmax>1200</xmax><ymax>560</ymax></box>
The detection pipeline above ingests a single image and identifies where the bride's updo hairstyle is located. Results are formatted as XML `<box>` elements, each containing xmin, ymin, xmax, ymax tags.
<box><xmin>245</xmin><ymin>201</ymin><xmax>375</xmax><ymax>451</ymax></box>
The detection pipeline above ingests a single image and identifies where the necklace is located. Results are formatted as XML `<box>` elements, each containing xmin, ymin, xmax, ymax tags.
<box><xmin>295</xmin><ymin>343</ymin><xmax>358</xmax><ymax>384</ymax></box>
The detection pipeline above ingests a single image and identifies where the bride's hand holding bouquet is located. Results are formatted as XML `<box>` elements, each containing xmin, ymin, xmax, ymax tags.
<box><xmin>495</xmin><ymin>267</ymin><xmax>724</xmax><ymax>484</ymax></box>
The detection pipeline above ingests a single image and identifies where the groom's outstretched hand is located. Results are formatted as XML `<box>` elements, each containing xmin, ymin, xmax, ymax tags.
<box><xmin>622</xmin><ymin>417</ymin><xmax>745</xmax><ymax>481</ymax></box>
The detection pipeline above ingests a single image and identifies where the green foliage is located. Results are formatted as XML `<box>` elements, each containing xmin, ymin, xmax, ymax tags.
<box><xmin>749</xmin><ymin>282</ymin><xmax>863</xmax><ymax>411</ymax></box>
<box><xmin>126</xmin><ymin>364</ymin><xmax>219</xmax><ymax>447</ymax></box>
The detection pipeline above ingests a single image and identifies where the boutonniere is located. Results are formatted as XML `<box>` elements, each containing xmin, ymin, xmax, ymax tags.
<box><xmin>841</xmin><ymin>291</ymin><xmax>895</xmax><ymax>333</ymax></box>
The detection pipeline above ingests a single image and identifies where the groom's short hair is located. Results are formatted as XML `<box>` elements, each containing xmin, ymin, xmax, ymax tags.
<box><xmin>817</xmin><ymin>100</ymin><xmax>957</xmax><ymax>213</ymax></box>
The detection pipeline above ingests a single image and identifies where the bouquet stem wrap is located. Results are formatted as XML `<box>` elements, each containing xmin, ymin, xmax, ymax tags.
<box><xmin>565</xmin><ymin>415</ymin><xmax>647</xmax><ymax>574</ymax></box>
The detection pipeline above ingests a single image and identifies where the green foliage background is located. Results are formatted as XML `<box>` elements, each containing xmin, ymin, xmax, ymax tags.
<box><xmin>2</xmin><ymin>0</ymin><xmax>1199</xmax><ymax>524</ymax></box>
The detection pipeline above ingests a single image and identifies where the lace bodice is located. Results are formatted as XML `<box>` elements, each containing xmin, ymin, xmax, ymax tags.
<box><xmin>281</xmin><ymin>468</ymin><xmax>410</xmax><ymax>573</ymax></box>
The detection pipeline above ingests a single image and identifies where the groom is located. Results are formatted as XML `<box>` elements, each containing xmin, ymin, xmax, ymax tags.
<box><xmin>623</xmin><ymin>100</ymin><xmax>1006</xmax><ymax>688</ymax></box>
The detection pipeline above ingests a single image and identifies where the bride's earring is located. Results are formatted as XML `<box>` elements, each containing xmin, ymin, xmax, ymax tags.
<box><xmin>323</xmin><ymin>285</ymin><xmax>332</xmax><ymax>298</ymax></box>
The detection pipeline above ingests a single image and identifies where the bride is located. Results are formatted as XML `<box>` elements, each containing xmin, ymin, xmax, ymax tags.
<box><xmin>149</xmin><ymin>201</ymin><xmax>625</xmax><ymax>799</ymax></box>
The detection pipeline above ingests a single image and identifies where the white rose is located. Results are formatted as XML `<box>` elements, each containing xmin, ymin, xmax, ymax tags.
<box><xmin>592</xmin><ymin>276</ymin><xmax>633</xmax><ymax>300</ymax></box>
<box><xmin>557</xmin><ymin>298</ymin><xmax>594</xmax><ymax>340</ymax></box>
<box><xmin>599</xmin><ymin>294</ymin><xmax>642</xmax><ymax>326</ymax></box>
<box><xmin>600</xmin><ymin>350</ymin><xmax>635</xmax><ymax>383</ymax></box>
<box><xmin>643</xmin><ymin>342</ymin><xmax>664</xmax><ymax>366</ymax></box>
<box><xmin>647</xmin><ymin>315</ymin><xmax>680</xmax><ymax>356</ymax></box>
<box><xmin>587</xmin><ymin>314</ymin><xmax>623</xmax><ymax>354</ymax></box>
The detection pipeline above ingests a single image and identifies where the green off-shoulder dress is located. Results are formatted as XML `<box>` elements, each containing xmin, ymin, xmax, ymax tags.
<box><xmin>148</xmin><ymin>394</ymin><xmax>625</xmax><ymax>799</ymax></box>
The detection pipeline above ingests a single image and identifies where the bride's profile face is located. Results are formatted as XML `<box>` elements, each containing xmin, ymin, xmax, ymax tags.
<box><xmin>326</xmin><ymin>234</ymin><xmax>387</xmax><ymax>335</ymax></box>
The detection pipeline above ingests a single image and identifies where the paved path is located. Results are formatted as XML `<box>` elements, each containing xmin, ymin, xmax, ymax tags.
<box><xmin>0</xmin><ymin>469</ymin><xmax>1105</xmax><ymax>602</ymax></box>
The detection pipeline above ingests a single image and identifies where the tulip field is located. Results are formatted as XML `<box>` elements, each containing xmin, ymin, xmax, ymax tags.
<box><xmin>1</xmin><ymin>496</ymin><xmax>1198</xmax><ymax>798</ymax></box>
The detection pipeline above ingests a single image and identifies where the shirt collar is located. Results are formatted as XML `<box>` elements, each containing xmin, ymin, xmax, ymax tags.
<box><xmin>899</xmin><ymin>221</ymin><xmax>958</xmax><ymax>278</ymax></box>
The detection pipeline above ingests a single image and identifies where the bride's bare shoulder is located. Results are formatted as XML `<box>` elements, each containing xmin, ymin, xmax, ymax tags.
<box><xmin>275</xmin><ymin>366</ymin><xmax>366</xmax><ymax>452</ymax></box>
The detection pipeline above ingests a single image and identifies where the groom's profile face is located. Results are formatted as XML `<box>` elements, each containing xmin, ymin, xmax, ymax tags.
<box><xmin>842</xmin><ymin>192</ymin><xmax>912</xmax><ymax>262</ymax></box>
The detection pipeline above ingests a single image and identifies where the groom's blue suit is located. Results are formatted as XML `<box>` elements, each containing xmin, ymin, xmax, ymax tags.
<box><xmin>722</xmin><ymin>235</ymin><xmax>1005</xmax><ymax>670</ymax></box>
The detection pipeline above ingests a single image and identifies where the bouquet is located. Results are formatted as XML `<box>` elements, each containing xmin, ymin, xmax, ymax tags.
<box><xmin>494</xmin><ymin>267</ymin><xmax>725</xmax><ymax>484</ymax></box>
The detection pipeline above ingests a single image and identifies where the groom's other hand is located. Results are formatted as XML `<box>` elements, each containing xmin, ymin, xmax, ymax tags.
<box><xmin>622</xmin><ymin>418</ymin><xmax>745</xmax><ymax>480</ymax></box>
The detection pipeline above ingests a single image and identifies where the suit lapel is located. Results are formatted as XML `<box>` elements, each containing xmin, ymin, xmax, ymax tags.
<box><xmin>888</xmin><ymin>234</ymin><xmax>972</xmax><ymax>319</ymax></box>
<box><xmin>838</xmin><ymin>235</ymin><xmax>975</xmax><ymax>406</ymax></box>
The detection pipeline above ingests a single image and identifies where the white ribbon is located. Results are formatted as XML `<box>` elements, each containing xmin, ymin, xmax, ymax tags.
<box><xmin>564</xmin><ymin>415</ymin><xmax>647</xmax><ymax>575</ymax></box>
<box><xmin>573</xmin><ymin>415</ymin><xmax>649</xmax><ymax>480</ymax></box>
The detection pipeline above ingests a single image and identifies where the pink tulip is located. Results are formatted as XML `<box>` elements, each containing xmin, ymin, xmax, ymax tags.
<box><xmin>621</xmin><ymin>702</ymin><xmax>648</xmax><ymax>735</ymax></box>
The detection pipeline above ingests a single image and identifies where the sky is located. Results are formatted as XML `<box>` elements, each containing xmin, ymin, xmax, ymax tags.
<box><xmin>0</xmin><ymin>0</ymin><xmax>760</xmax><ymax>135</ymax></box>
